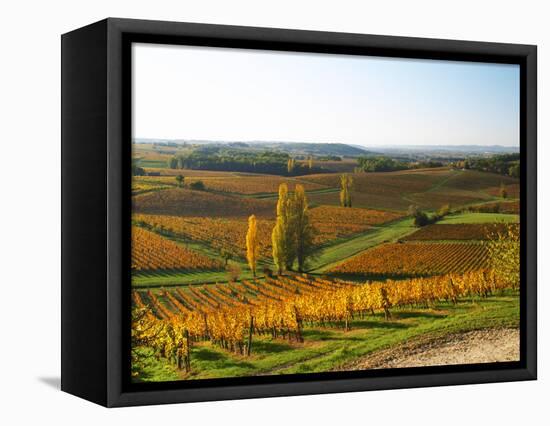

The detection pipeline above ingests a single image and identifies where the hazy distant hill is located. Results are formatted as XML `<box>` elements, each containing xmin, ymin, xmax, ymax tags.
<box><xmin>367</xmin><ymin>145</ymin><xmax>519</xmax><ymax>155</ymax></box>
<box><xmin>134</xmin><ymin>139</ymin><xmax>375</xmax><ymax>157</ymax></box>
<box><xmin>248</xmin><ymin>142</ymin><xmax>374</xmax><ymax>157</ymax></box>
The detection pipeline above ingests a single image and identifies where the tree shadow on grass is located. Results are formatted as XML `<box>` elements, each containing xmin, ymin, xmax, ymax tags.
<box><xmin>250</xmin><ymin>339</ymin><xmax>293</xmax><ymax>354</ymax></box>
<box><xmin>350</xmin><ymin>320</ymin><xmax>410</xmax><ymax>330</ymax></box>
<box><xmin>302</xmin><ymin>321</ymin><xmax>409</xmax><ymax>341</ymax></box>
<box><xmin>392</xmin><ymin>311</ymin><xmax>448</xmax><ymax>320</ymax></box>
<box><xmin>302</xmin><ymin>329</ymin><xmax>334</xmax><ymax>340</ymax></box>
<box><xmin>192</xmin><ymin>347</ymin><xmax>255</xmax><ymax>369</ymax></box>
<box><xmin>192</xmin><ymin>347</ymin><xmax>226</xmax><ymax>361</ymax></box>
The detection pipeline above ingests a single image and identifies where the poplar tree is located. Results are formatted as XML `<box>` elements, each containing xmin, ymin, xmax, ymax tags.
<box><xmin>271</xmin><ymin>183</ymin><xmax>295</xmax><ymax>274</ymax></box>
<box><xmin>293</xmin><ymin>185</ymin><xmax>315</xmax><ymax>272</ymax></box>
<box><xmin>246</xmin><ymin>215</ymin><xmax>259</xmax><ymax>277</ymax></box>
<box><xmin>287</xmin><ymin>158</ymin><xmax>296</xmax><ymax>175</ymax></box>
<box><xmin>340</xmin><ymin>174</ymin><xmax>353</xmax><ymax>207</ymax></box>
<box><xmin>272</xmin><ymin>219</ymin><xmax>285</xmax><ymax>275</ymax></box>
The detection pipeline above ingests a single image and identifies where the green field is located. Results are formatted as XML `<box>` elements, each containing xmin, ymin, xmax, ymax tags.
<box><xmin>309</xmin><ymin>217</ymin><xmax>416</xmax><ymax>272</ymax></box>
<box><xmin>439</xmin><ymin>212</ymin><xmax>519</xmax><ymax>224</ymax></box>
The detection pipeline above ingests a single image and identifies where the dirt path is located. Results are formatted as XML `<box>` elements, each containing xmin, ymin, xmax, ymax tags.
<box><xmin>337</xmin><ymin>328</ymin><xmax>520</xmax><ymax>371</ymax></box>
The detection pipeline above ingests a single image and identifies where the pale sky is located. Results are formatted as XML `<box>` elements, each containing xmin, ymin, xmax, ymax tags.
<box><xmin>132</xmin><ymin>43</ymin><xmax>520</xmax><ymax>147</ymax></box>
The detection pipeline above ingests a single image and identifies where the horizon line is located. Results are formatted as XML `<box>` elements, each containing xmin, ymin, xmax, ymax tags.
<box><xmin>132</xmin><ymin>137</ymin><xmax>520</xmax><ymax>149</ymax></box>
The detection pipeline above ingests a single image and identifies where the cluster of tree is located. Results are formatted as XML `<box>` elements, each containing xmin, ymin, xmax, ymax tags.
<box><xmin>413</xmin><ymin>160</ymin><xmax>444</xmax><ymax>169</ymax></box>
<box><xmin>339</xmin><ymin>174</ymin><xmax>353</xmax><ymax>207</ymax></box>
<box><xmin>246</xmin><ymin>184</ymin><xmax>316</xmax><ymax>275</ymax></box>
<box><xmin>173</xmin><ymin>175</ymin><xmax>206</xmax><ymax>191</ymax></box>
<box><xmin>167</xmin><ymin>146</ymin><xmax>320</xmax><ymax>176</ymax></box>
<box><xmin>357</xmin><ymin>156</ymin><xmax>445</xmax><ymax>173</ymax></box>
<box><xmin>272</xmin><ymin>184</ymin><xmax>316</xmax><ymax>273</ymax></box>
<box><xmin>132</xmin><ymin>163</ymin><xmax>146</xmax><ymax>176</ymax></box>
<box><xmin>408</xmin><ymin>204</ymin><xmax>450</xmax><ymax>227</ymax></box>
<box><xmin>287</xmin><ymin>158</ymin><xmax>296</xmax><ymax>174</ymax></box>
<box><xmin>451</xmin><ymin>153</ymin><xmax>520</xmax><ymax>177</ymax></box>
<box><xmin>357</xmin><ymin>156</ymin><xmax>409</xmax><ymax>172</ymax></box>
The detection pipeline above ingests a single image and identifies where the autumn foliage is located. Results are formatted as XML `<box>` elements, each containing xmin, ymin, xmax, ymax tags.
<box><xmin>133</xmin><ymin>269</ymin><xmax>514</xmax><ymax>372</ymax></box>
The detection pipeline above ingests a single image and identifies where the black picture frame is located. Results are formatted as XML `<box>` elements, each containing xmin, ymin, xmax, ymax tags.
<box><xmin>61</xmin><ymin>17</ymin><xmax>537</xmax><ymax>407</ymax></box>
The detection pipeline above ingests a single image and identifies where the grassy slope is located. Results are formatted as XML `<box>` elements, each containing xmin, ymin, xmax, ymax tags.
<box><xmin>309</xmin><ymin>217</ymin><xmax>416</xmax><ymax>272</ymax></box>
<box><xmin>132</xmin><ymin>268</ymin><xmax>250</xmax><ymax>287</ymax></box>
<box><xmin>439</xmin><ymin>212</ymin><xmax>519</xmax><ymax>224</ymax></box>
<box><xmin>133</xmin><ymin>290</ymin><xmax>519</xmax><ymax>382</ymax></box>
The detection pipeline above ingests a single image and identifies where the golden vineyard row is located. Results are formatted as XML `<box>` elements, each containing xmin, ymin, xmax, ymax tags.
<box><xmin>133</xmin><ymin>206</ymin><xmax>401</xmax><ymax>264</ymax></box>
<box><xmin>132</xmin><ymin>269</ymin><xmax>512</xmax><ymax>369</ymax></box>
<box><xmin>329</xmin><ymin>242</ymin><xmax>490</xmax><ymax>276</ymax></box>
<box><xmin>132</xmin><ymin>226</ymin><xmax>223</xmax><ymax>271</ymax></box>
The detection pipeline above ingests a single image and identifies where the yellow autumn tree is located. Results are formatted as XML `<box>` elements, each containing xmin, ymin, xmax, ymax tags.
<box><xmin>287</xmin><ymin>158</ymin><xmax>296</xmax><ymax>174</ymax></box>
<box><xmin>340</xmin><ymin>174</ymin><xmax>353</xmax><ymax>207</ymax></box>
<box><xmin>271</xmin><ymin>183</ymin><xmax>295</xmax><ymax>274</ymax></box>
<box><xmin>246</xmin><ymin>214</ymin><xmax>259</xmax><ymax>277</ymax></box>
<box><xmin>272</xmin><ymin>219</ymin><xmax>285</xmax><ymax>275</ymax></box>
<box><xmin>487</xmin><ymin>223</ymin><xmax>519</xmax><ymax>289</ymax></box>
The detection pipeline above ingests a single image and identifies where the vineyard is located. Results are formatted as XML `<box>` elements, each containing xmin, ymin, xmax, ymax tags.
<box><xmin>309</xmin><ymin>205</ymin><xmax>403</xmax><ymax>228</ymax></box>
<box><xmin>328</xmin><ymin>242</ymin><xmax>490</xmax><ymax>276</ymax></box>
<box><xmin>133</xmin><ymin>188</ymin><xmax>276</xmax><ymax>218</ymax></box>
<box><xmin>132</xmin><ymin>270</ymin><xmax>512</xmax><ymax>375</ymax></box>
<box><xmin>486</xmin><ymin>184</ymin><xmax>520</xmax><ymax>199</ymax></box>
<box><xmin>402</xmin><ymin>223</ymin><xmax>519</xmax><ymax>241</ymax></box>
<box><xmin>136</xmin><ymin>174</ymin><xmax>327</xmax><ymax>194</ymax></box>
<box><xmin>302</xmin><ymin>168</ymin><xmax>519</xmax><ymax>212</ymax></box>
<box><xmin>129</xmin><ymin>156</ymin><xmax>521</xmax><ymax>380</ymax></box>
<box><xmin>133</xmin><ymin>207</ymin><xmax>402</xmax><ymax>262</ymax></box>
<box><xmin>132</xmin><ymin>226</ymin><xmax>224</xmax><ymax>271</ymax></box>
<box><xmin>134</xmin><ymin>214</ymin><xmax>274</xmax><ymax>259</ymax></box>
<box><xmin>184</xmin><ymin>176</ymin><xmax>326</xmax><ymax>194</ymax></box>
<box><xmin>468</xmin><ymin>200</ymin><xmax>520</xmax><ymax>214</ymax></box>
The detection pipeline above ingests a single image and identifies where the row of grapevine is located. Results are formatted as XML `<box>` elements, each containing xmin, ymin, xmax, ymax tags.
<box><xmin>402</xmin><ymin>223</ymin><xmax>519</xmax><ymax>241</ymax></box>
<box><xmin>329</xmin><ymin>242</ymin><xmax>490</xmax><ymax>276</ymax></box>
<box><xmin>132</xmin><ymin>270</ymin><xmax>512</xmax><ymax>374</ymax></box>
<box><xmin>132</xmin><ymin>226</ymin><xmax>224</xmax><ymax>271</ymax></box>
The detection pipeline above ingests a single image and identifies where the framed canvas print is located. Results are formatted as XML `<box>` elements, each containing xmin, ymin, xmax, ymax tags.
<box><xmin>61</xmin><ymin>18</ymin><xmax>537</xmax><ymax>407</ymax></box>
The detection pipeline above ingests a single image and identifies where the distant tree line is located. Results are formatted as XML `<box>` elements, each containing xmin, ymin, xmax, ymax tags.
<box><xmin>317</xmin><ymin>155</ymin><xmax>342</xmax><ymax>161</ymax></box>
<box><xmin>356</xmin><ymin>156</ymin><xmax>443</xmax><ymax>173</ymax></box>
<box><xmin>451</xmin><ymin>153</ymin><xmax>520</xmax><ymax>178</ymax></box>
<box><xmin>167</xmin><ymin>147</ymin><xmax>321</xmax><ymax>176</ymax></box>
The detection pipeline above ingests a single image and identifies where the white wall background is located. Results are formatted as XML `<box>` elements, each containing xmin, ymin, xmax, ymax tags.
<box><xmin>0</xmin><ymin>0</ymin><xmax>546</xmax><ymax>423</ymax></box>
